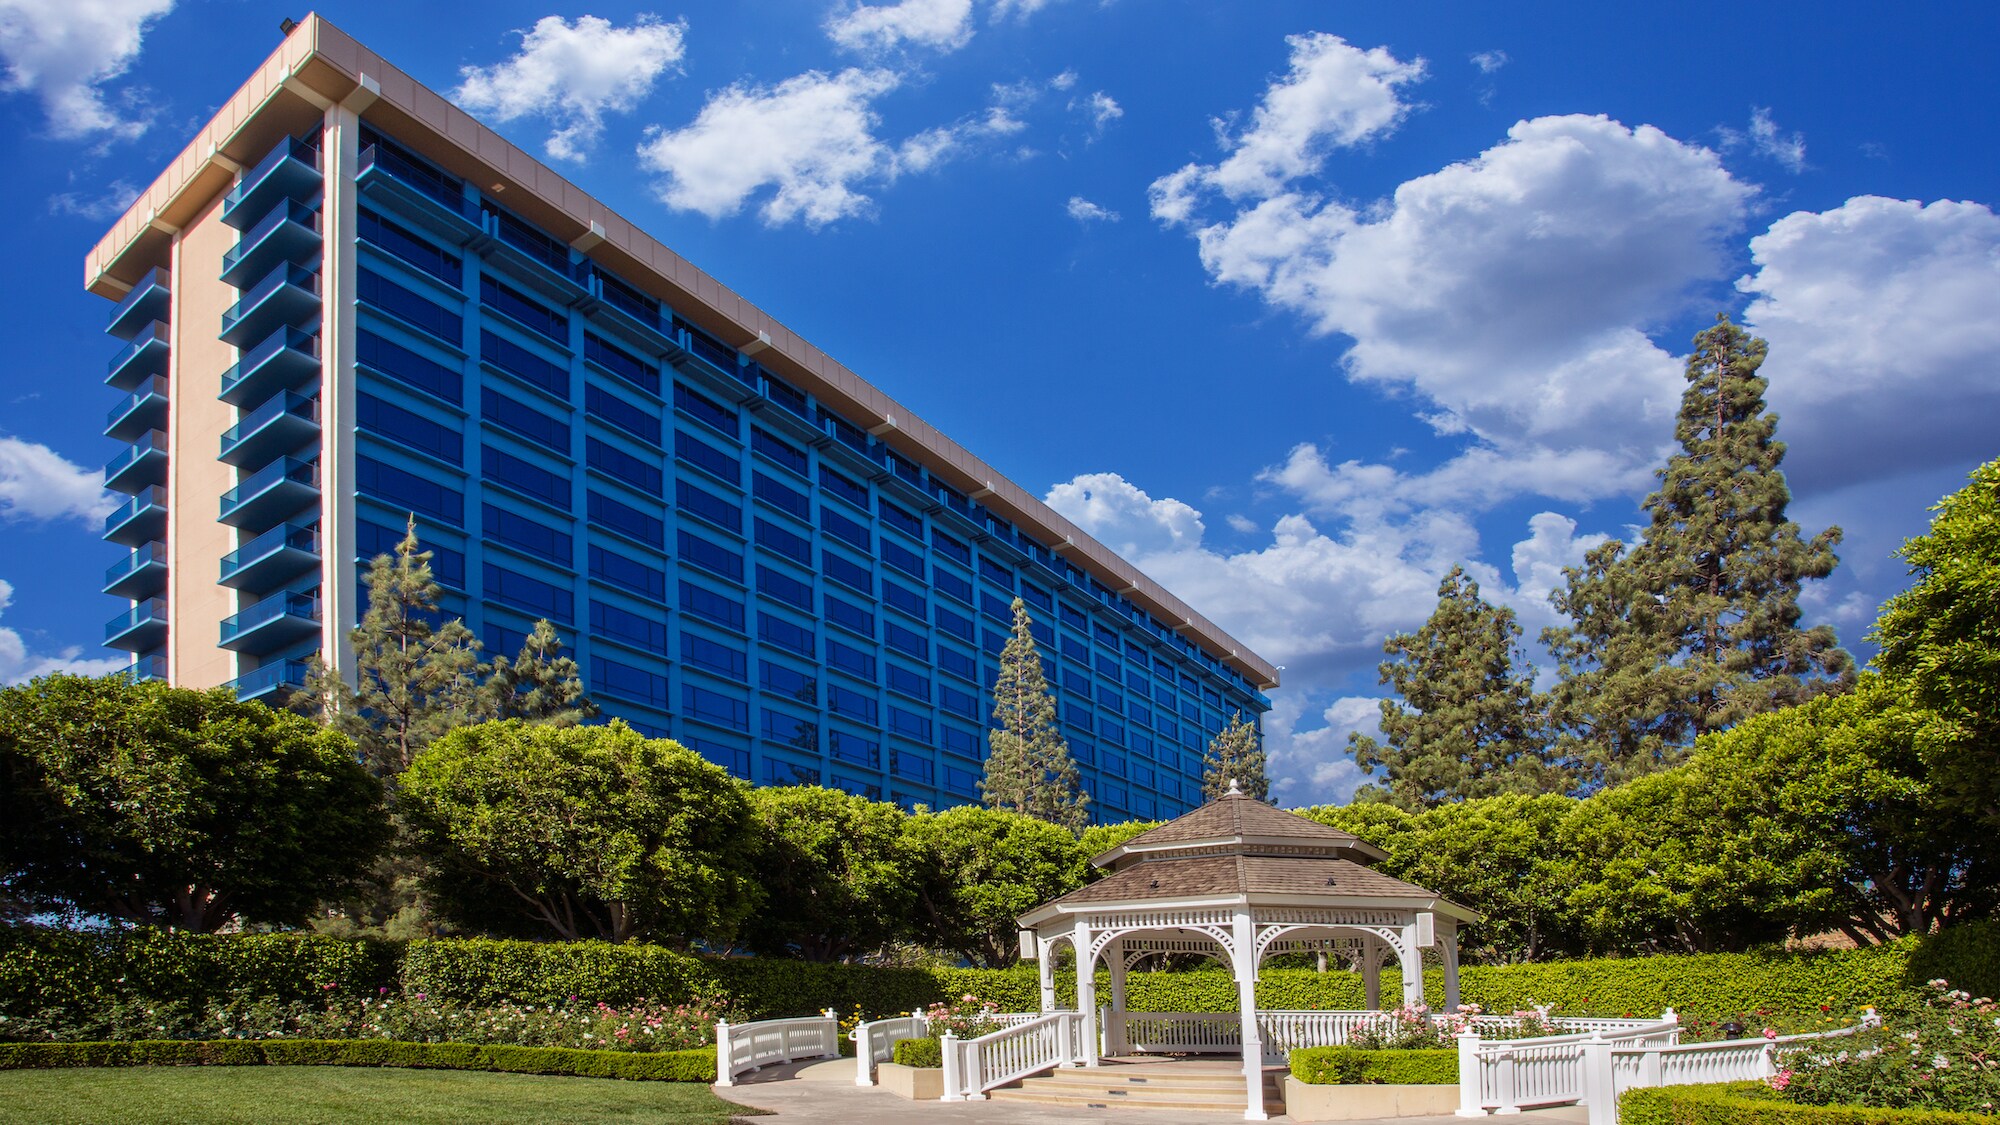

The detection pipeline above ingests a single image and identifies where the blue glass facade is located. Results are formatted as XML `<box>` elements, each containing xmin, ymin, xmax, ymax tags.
<box><xmin>99</xmin><ymin>120</ymin><xmax>1271</xmax><ymax>823</ymax></box>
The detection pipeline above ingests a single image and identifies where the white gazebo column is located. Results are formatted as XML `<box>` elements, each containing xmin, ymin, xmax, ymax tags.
<box><xmin>1232</xmin><ymin>908</ymin><xmax>1266</xmax><ymax>1121</ymax></box>
<box><xmin>1037</xmin><ymin>936</ymin><xmax>1058</xmax><ymax>1014</ymax></box>
<box><xmin>1106</xmin><ymin>939</ymin><xmax>1129</xmax><ymax>1056</ymax></box>
<box><xmin>1439</xmin><ymin>917</ymin><xmax>1462</xmax><ymax>1014</ymax></box>
<box><xmin>1358</xmin><ymin>940</ymin><xmax>1382</xmax><ymax>1011</ymax></box>
<box><xmin>1074</xmin><ymin>918</ymin><xmax>1099</xmax><ymax>1067</ymax></box>
<box><xmin>1398</xmin><ymin>914</ymin><xmax>1432</xmax><ymax>1010</ymax></box>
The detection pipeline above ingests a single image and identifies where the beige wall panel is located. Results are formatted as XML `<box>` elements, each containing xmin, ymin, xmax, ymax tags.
<box><xmin>168</xmin><ymin>193</ymin><xmax>241</xmax><ymax>691</ymax></box>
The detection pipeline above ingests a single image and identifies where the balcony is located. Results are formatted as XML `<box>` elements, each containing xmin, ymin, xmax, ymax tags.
<box><xmin>106</xmin><ymin>321</ymin><xmax>170</xmax><ymax>391</ymax></box>
<box><xmin>105</xmin><ymin>376</ymin><xmax>170</xmax><ymax>441</ymax></box>
<box><xmin>220</xmin><ymin>390</ymin><xmax>319</xmax><ymax>468</ymax></box>
<box><xmin>219</xmin><ymin>262</ymin><xmax>319</xmax><ymax>349</ymax></box>
<box><xmin>129</xmin><ymin>652</ymin><xmax>168</xmax><ymax>682</ymax></box>
<box><xmin>219</xmin><ymin>589</ymin><xmax>321</xmax><ymax>654</ymax></box>
<box><xmin>104</xmin><ymin>486</ymin><xmax>167</xmax><ymax>547</ymax></box>
<box><xmin>230</xmin><ymin>658</ymin><xmax>312</xmax><ymax>702</ymax></box>
<box><xmin>107</xmin><ymin>268</ymin><xmax>171</xmax><ymax>340</ymax></box>
<box><xmin>221</xmin><ymin>198</ymin><xmax>322</xmax><ymax>289</ymax></box>
<box><xmin>219</xmin><ymin>325</ymin><xmax>318</xmax><ymax>407</ymax></box>
<box><xmin>219</xmin><ymin>522</ymin><xmax>320</xmax><ymax>593</ymax></box>
<box><xmin>356</xmin><ymin>143</ymin><xmax>480</xmax><ymax>243</ymax></box>
<box><xmin>103</xmin><ymin>542</ymin><xmax>169</xmax><ymax>600</ymax></box>
<box><xmin>219</xmin><ymin>457</ymin><xmax>318</xmax><ymax>530</ymax></box>
<box><xmin>104</xmin><ymin>430</ymin><xmax>168</xmax><ymax>494</ymax></box>
<box><xmin>221</xmin><ymin>135</ymin><xmax>321</xmax><ymax>230</ymax></box>
<box><xmin>105</xmin><ymin>597</ymin><xmax>168</xmax><ymax>651</ymax></box>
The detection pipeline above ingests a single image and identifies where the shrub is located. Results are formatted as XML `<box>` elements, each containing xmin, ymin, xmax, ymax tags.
<box><xmin>0</xmin><ymin>1039</ymin><xmax>715</xmax><ymax>1082</ymax></box>
<box><xmin>1776</xmin><ymin>980</ymin><xmax>2000</xmax><ymax>1114</ymax></box>
<box><xmin>891</xmin><ymin>1037</ymin><xmax>942</xmax><ymax>1068</ymax></box>
<box><xmin>1290</xmin><ymin>1047</ymin><xmax>1457</xmax><ymax>1085</ymax></box>
<box><xmin>1621</xmin><ymin>1082</ymin><xmax>1994</xmax><ymax>1125</ymax></box>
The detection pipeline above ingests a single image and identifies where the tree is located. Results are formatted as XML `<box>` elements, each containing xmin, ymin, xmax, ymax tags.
<box><xmin>743</xmin><ymin>786</ymin><xmax>923</xmax><ymax>961</ymax></box>
<box><xmin>1874</xmin><ymin>458</ymin><xmax>2000</xmax><ymax>834</ymax></box>
<box><xmin>485</xmin><ymin>618</ymin><xmax>596</xmax><ymax>727</ymax></box>
<box><xmin>981</xmin><ymin>597</ymin><xmax>1089</xmax><ymax>833</ymax></box>
<box><xmin>905</xmin><ymin>804</ymin><xmax>1088</xmax><ymax>966</ymax></box>
<box><xmin>0</xmin><ymin>674</ymin><xmax>387</xmax><ymax>931</ymax></box>
<box><xmin>300</xmin><ymin>518</ymin><xmax>489</xmax><ymax>778</ymax></box>
<box><xmin>1349</xmin><ymin>566</ymin><xmax>1556</xmax><ymax>809</ymax></box>
<box><xmin>1545</xmin><ymin>316</ymin><xmax>1852</xmax><ymax>786</ymax></box>
<box><xmin>1202</xmin><ymin>712</ymin><xmax>1269</xmax><ymax>800</ymax></box>
<box><xmin>399</xmin><ymin>720</ymin><xmax>760</xmax><ymax>944</ymax></box>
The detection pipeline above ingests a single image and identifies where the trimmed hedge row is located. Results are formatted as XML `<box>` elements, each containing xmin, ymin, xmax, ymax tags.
<box><xmin>6</xmin><ymin>924</ymin><xmax>1993</xmax><ymax>1030</ymax></box>
<box><xmin>1289</xmin><ymin>1047</ymin><xmax>1456</xmax><ymax>1085</ymax></box>
<box><xmin>890</xmin><ymin>1037</ymin><xmax>942</xmax><ymax>1068</ymax></box>
<box><xmin>1619</xmin><ymin>1082</ymin><xmax>1994</xmax><ymax>1124</ymax></box>
<box><xmin>0</xmin><ymin>1038</ymin><xmax>716</xmax><ymax>1082</ymax></box>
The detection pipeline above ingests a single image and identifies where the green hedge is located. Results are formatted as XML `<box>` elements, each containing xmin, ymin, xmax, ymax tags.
<box><xmin>1289</xmin><ymin>1047</ymin><xmax>1456</xmax><ymax>1085</ymax></box>
<box><xmin>0</xmin><ymin>1039</ymin><xmax>715</xmax><ymax>1082</ymax></box>
<box><xmin>1619</xmin><ymin>1082</ymin><xmax>1994</xmax><ymax>1125</ymax></box>
<box><xmin>890</xmin><ymin>1037</ymin><xmax>941</xmax><ymax>1068</ymax></box>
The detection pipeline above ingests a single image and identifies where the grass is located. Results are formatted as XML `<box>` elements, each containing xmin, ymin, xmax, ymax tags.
<box><xmin>0</xmin><ymin>1066</ymin><xmax>759</xmax><ymax>1124</ymax></box>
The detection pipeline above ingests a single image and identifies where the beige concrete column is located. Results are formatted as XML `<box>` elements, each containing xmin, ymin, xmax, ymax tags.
<box><xmin>318</xmin><ymin>75</ymin><xmax>378</xmax><ymax>685</ymax></box>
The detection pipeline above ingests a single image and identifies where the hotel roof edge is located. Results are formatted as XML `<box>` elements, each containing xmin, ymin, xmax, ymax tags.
<box><xmin>84</xmin><ymin>13</ymin><xmax>1280</xmax><ymax>692</ymax></box>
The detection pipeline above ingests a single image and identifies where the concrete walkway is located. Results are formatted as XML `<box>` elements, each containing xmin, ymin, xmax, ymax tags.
<box><xmin>710</xmin><ymin>1057</ymin><xmax>1592</xmax><ymax>1125</ymax></box>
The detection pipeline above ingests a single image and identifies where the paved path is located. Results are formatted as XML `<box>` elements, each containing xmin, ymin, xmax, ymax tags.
<box><xmin>710</xmin><ymin>1058</ymin><xmax>1592</xmax><ymax>1125</ymax></box>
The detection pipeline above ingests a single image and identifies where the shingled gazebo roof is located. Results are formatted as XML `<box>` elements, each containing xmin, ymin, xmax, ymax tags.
<box><xmin>1089</xmin><ymin>786</ymin><xmax>1387</xmax><ymax>870</ymax></box>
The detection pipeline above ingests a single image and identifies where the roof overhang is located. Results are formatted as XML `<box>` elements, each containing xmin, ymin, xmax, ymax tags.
<box><xmin>1017</xmin><ymin>891</ymin><xmax>1480</xmax><ymax>933</ymax></box>
<box><xmin>1094</xmin><ymin>833</ymin><xmax>1388</xmax><ymax>869</ymax></box>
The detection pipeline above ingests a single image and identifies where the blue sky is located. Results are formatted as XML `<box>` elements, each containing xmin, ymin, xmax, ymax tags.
<box><xmin>2</xmin><ymin>0</ymin><xmax>1996</xmax><ymax>804</ymax></box>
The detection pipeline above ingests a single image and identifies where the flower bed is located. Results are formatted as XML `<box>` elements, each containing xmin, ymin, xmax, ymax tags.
<box><xmin>1772</xmin><ymin>980</ymin><xmax>2000</xmax><ymax>1115</ymax></box>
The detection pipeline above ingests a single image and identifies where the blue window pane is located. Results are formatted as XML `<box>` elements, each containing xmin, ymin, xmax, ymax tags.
<box><xmin>677</xmin><ymin>429</ymin><xmax>738</xmax><ymax>482</ymax></box>
<box><xmin>679</xmin><ymin>580</ymin><xmax>744</xmax><ymax>631</ymax></box>
<box><xmin>824</xmin><ymin>593</ymin><xmax>874</xmax><ymax>638</ymax></box>
<box><xmin>359</xmin><ymin>268</ymin><xmax>461</xmax><ymax>344</ymax></box>
<box><xmin>829</xmin><ymin>730</ymin><xmax>879</xmax><ymax>768</ymax></box>
<box><xmin>756</xmin><ymin>564</ymin><xmax>812</xmax><ymax>611</ymax></box>
<box><xmin>1021</xmin><ymin>583</ymin><xmax>1052</xmax><ymax>612</ymax></box>
<box><xmin>357</xmin><ymin>519</ymin><xmax>464</xmax><ymax>586</ymax></box>
<box><xmin>481</xmin><ymin>329</ymin><xmax>568</xmax><ymax>397</ymax></box>
<box><xmin>885</xmin><ymin>622</ymin><xmax>928</xmax><ymax>660</ymax></box>
<box><xmin>1064</xmin><ymin>703</ymin><xmax>1094</xmax><ymax>732</ymax></box>
<box><xmin>358</xmin><ymin>329</ymin><xmax>460</xmax><ymax>404</ymax></box>
<box><xmin>886</xmin><ymin>663</ymin><xmax>930</xmax><ymax>700</ymax></box>
<box><xmin>826</xmin><ymin>638</ymin><xmax>875</xmax><ymax>679</ymax></box>
<box><xmin>589</xmin><ymin>490</ymin><xmax>666</xmax><ymax>548</ymax></box>
<box><xmin>820</xmin><ymin>508</ymin><xmax>870</xmax><ymax>552</ymax></box>
<box><xmin>941</xmin><ymin>685</ymin><xmax>979</xmax><ymax>720</ymax></box>
<box><xmin>821</xmin><ymin>550</ymin><xmax>872</xmax><ymax>596</ymax></box>
<box><xmin>889</xmin><ymin>706</ymin><xmax>932</xmax><ymax>742</ymax></box>
<box><xmin>760</xmin><ymin>661</ymin><xmax>818</xmax><ymax>705</ymax></box>
<box><xmin>357</xmin><ymin>455</ymin><xmax>462</xmax><ymax>523</ymax></box>
<box><xmin>481</xmin><ymin>275</ymin><xmax>565</xmax><ymax>343</ymax></box>
<box><xmin>677</xmin><ymin>479</ymin><xmax>742</xmax><ymax>532</ymax></box>
<box><xmin>681</xmin><ymin>633</ymin><xmax>748</xmax><ymax>681</ymax></box>
<box><xmin>765</xmin><ymin>758</ymin><xmax>822</xmax><ymax>786</ymax></box>
<box><xmin>935</xmin><ymin>606</ymin><xmax>973</xmax><ymax>642</ymax></box>
<box><xmin>589</xmin><ymin>544</ymin><xmax>665</xmax><ymax>599</ymax></box>
<box><xmin>752</xmin><ymin>471</ymin><xmax>810</xmax><ymax>520</ymax></box>
<box><xmin>762</xmin><ymin>708</ymin><xmax>819</xmax><ymax>751</ymax></box>
<box><xmin>585</xmin><ymin>332</ymin><xmax>658</xmax><ymax>395</ymax></box>
<box><xmin>891</xmin><ymin>748</ymin><xmax>933</xmax><ymax>783</ymax></box>
<box><xmin>585</xmin><ymin>437</ymin><xmax>662</xmax><ymax>495</ymax></box>
<box><xmin>981</xmin><ymin>592</ymin><xmax>1012</xmax><ymax>623</ymax></box>
<box><xmin>818</xmin><ymin>466</ymin><xmax>868</xmax><ymax>509</ymax></box>
<box><xmin>942</xmin><ymin>762</ymin><xmax>978</xmax><ymax>796</ymax></box>
<box><xmin>751</xmin><ymin>426</ymin><xmax>807</xmax><ymax>474</ymax></box>
<box><xmin>359</xmin><ymin>392</ymin><xmax>461</xmax><ymax>464</ymax></box>
<box><xmin>941</xmin><ymin>726</ymin><xmax>979</xmax><ymax>759</ymax></box>
<box><xmin>881</xmin><ymin>539</ymin><xmax>923</xmax><ymax>579</ymax></box>
<box><xmin>936</xmin><ymin>645</ymin><xmax>975</xmax><ymax>683</ymax></box>
<box><xmin>483</xmin><ymin>503</ymin><xmax>571</xmax><ymax>564</ymax></box>
<box><xmin>758</xmin><ymin>610</ymin><xmax>813</xmax><ymax>656</ymax></box>
<box><xmin>678</xmin><ymin>528</ymin><xmax>744</xmax><ymax>582</ymax></box>
<box><xmin>483</xmin><ymin>562</ymin><xmax>574</xmax><ymax>623</ymax></box>
<box><xmin>360</xmin><ymin>210</ymin><xmax>461</xmax><ymax>285</ymax></box>
<box><xmin>586</xmin><ymin>384</ymin><xmax>662</xmax><ymax>447</ymax></box>
<box><xmin>878</xmin><ymin>500</ymin><xmax>923</xmax><ymax>539</ymax></box>
<box><xmin>592</xmin><ymin>656</ymin><xmax>667</xmax><ymax>708</ymax></box>
<box><xmin>674</xmin><ymin>382</ymin><xmax>737</xmax><ymax>434</ymax></box>
<box><xmin>591</xmin><ymin>599</ymin><xmax>664</xmax><ymax>650</ymax></box>
<box><xmin>933</xmin><ymin>568</ymin><xmax>972</xmax><ymax>605</ymax></box>
<box><xmin>932</xmin><ymin>530</ymin><xmax>969</xmax><ymax>565</ymax></box>
<box><xmin>753</xmin><ymin>517</ymin><xmax>811</xmax><ymax>565</ymax></box>
<box><xmin>481</xmin><ymin>386</ymin><xmax>567</xmax><ymax>452</ymax></box>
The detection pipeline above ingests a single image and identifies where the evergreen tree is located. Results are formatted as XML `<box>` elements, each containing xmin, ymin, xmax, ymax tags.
<box><xmin>298</xmin><ymin>517</ymin><xmax>490</xmax><ymax>778</ymax></box>
<box><xmin>1544</xmin><ymin>315</ymin><xmax>1852</xmax><ymax>786</ymax></box>
<box><xmin>1348</xmin><ymin>565</ymin><xmax>1556</xmax><ymax>809</ymax></box>
<box><xmin>980</xmin><ymin>598</ymin><xmax>1089</xmax><ymax>833</ymax></box>
<box><xmin>485</xmin><ymin>618</ymin><xmax>597</xmax><ymax>727</ymax></box>
<box><xmin>1201</xmin><ymin>711</ymin><xmax>1269</xmax><ymax>800</ymax></box>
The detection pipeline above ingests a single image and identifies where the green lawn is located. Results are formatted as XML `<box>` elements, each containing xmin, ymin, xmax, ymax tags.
<box><xmin>0</xmin><ymin>1067</ymin><xmax>758</xmax><ymax>1125</ymax></box>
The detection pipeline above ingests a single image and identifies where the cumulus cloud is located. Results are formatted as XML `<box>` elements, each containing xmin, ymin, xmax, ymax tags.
<box><xmin>827</xmin><ymin>0</ymin><xmax>974</xmax><ymax>54</ymax></box>
<box><xmin>0</xmin><ymin>578</ymin><xmax>126</xmax><ymax>684</ymax></box>
<box><xmin>48</xmin><ymin>177</ymin><xmax>139</xmax><ymax>220</ymax></box>
<box><xmin>1740</xmin><ymin>196</ymin><xmax>2000</xmax><ymax>493</ymax></box>
<box><xmin>639</xmin><ymin>68</ymin><xmax>903</xmax><ymax>226</ymax></box>
<box><xmin>0</xmin><ymin>436</ymin><xmax>114</xmax><ymax>525</ymax></box>
<box><xmin>1065</xmin><ymin>196</ymin><xmax>1118</xmax><ymax>223</ymax></box>
<box><xmin>1470</xmin><ymin>49</ymin><xmax>1508</xmax><ymax>74</ymax></box>
<box><xmin>454</xmin><ymin>15</ymin><xmax>686</xmax><ymax>162</ymax></box>
<box><xmin>1080</xmin><ymin>90</ymin><xmax>1121</xmax><ymax>134</ymax></box>
<box><xmin>0</xmin><ymin>0</ymin><xmax>173</xmax><ymax>140</ymax></box>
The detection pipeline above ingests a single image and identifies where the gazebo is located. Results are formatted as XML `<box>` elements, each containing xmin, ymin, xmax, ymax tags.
<box><xmin>1016</xmin><ymin>782</ymin><xmax>1477</xmax><ymax>1120</ymax></box>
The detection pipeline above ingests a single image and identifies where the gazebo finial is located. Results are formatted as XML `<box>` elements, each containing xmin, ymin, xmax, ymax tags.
<box><xmin>1226</xmin><ymin>777</ymin><xmax>1242</xmax><ymax>796</ymax></box>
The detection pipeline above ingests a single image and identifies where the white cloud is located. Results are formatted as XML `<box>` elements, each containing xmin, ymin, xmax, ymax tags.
<box><xmin>0</xmin><ymin>579</ymin><xmax>126</xmax><ymax>684</ymax></box>
<box><xmin>1740</xmin><ymin>196</ymin><xmax>2000</xmax><ymax>493</ymax></box>
<box><xmin>0</xmin><ymin>0</ymin><xmax>173</xmax><ymax>140</ymax></box>
<box><xmin>1748</xmin><ymin>106</ymin><xmax>1806</xmax><ymax>173</ymax></box>
<box><xmin>990</xmin><ymin>0</ymin><xmax>1060</xmax><ymax>18</ymax></box>
<box><xmin>453</xmin><ymin>15</ymin><xmax>686</xmax><ymax>162</ymax></box>
<box><xmin>0</xmin><ymin>436</ymin><xmax>114</xmax><ymax>525</ymax></box>
<box><xmin>827</xmin><ymin>0</ymin><xmax>974</xmax><ymax>54</ymax></box>
<box><xmin>638</xmin><ymin>68</ymin><xmax>902</xmax><ymax>226</ymax></box>
<box><xmin>1151</xmin><ymin>33</ymin><xmax>1425</xmax><ymax>218</ymax></box>
<box><xmin>1065</xmin><ymin>196</ymin><xmax>1119</xmax><ymax>223</ymax></box>
<box><xmin>48</xmin><ymin>177</ymin><xmax>138</xmax><ymax>220</ymax></box>
<box><xmin>1082</xmin><ymin>90</ymin><xmax>1121</xmax><ymax>133</ymax></box>
<box><xmin>1266</xmin><ymin>694</ymin><xmax>1376</xmax><ymax>806</ymax></box>
<box><xmin>1470</xmin><ymin>49</ymin><xmax>1508</xmax><ymax>74</ymax></box>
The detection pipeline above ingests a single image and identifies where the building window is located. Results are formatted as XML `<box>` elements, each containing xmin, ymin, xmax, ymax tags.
<box><xmin>584</xmin><ymin>332</ymin><xmax>658</xmax><ymax>396</ymax></box>
<box><xmin>481</xmin><ymin>329</ymin><xmax>568</xmax><ymax>397</ymax></box>
<box><xmin>481</xmin><ymin>275</ymin><xmax>565</xmax><ymax>343</ymax></box>
<box><xmin>683</xmin><ymin>684</ymin><xmax>749</xmax><ymax>732</ymax></box>
<box><xmin>589</xmin><ymin>490</ymin><xmax>666</xmax><ymax>549</ymax></box>
<box><xmin>357</xmin><ymin>456</ymin><xmax>463</xmax><ymax>524</ymax></box>
<box><xmin>481</xmin><ymin>387</ymin><xmax>566</xmax><ymax>452</ymax></box>
<box><xmin>360</xmin><ymin>268</ymin><xmax>462</xmax><ymax>344</ymax></box>
<box><xmin>484</xmin><ymin>562</ymin><xmax>574</xmax><ymax>623</ymax></box>
<box><xmin>589</xmin><ymin>545</ymin><xmax>665</xmax><ymax>600</ymax></box>
<box><xmin>482</xmin><ymin>445</ymin><xmax>569</xmax><ymax>509</ymax></box>
<box><xmin>483</xmin><ymin>504</ymin><xmax>571</xmax><ymax>564</ymax></box>
<box><xmin>586</xmin><ymin>384</ymin><xmax>662</xmax><ymax>447</ymax></box>
<box><xmin>585</xmin><ymin>437</ymin><xmax>661</xmax><ymax>495</ymax></box>
<box><xmin>359</xmin><ymin>330</ymin><xmax>461</xmax><ymax>404</ymax></box>
<box><xmin>679</xmin><ymin>528</ymin><xmax>744</xmax><ymax>583</ymax></box>
<box><xmin>679</xmin><ymin>580</ymin><xmax>744</xmax><ymax>631</ymax></box>
<box><xmin>591</xmin><ymin>599</ymin><xmax>664</xmax><ymax>650</ymax></box>
<box><xmin>360</xmin><ymin>392</ymin><xmax>461</xmax><ymax>464</ymax></box>
<box><xmin>682</xmin><ymin>633</ymin><xmax>747</xmax><ymax>681</ymax></box>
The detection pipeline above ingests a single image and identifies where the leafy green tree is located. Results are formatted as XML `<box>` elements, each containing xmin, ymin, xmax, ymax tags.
<box><xmin>906</xmin><ymin>804</ymin><xmax>1088</xmax><ymax>966</ymax></box>
<box><xmin>300</xmin><ymin>519</ymin><xmax>489</xmax><ymax>778</ymax></box>
<box><xmin>981</xmin><ymin>598</ymin><xmax>1089</xmax><ymax>833</ymax></box>
<box><xmin>485</xmin><ymin>618</ymin><xmax>597</xmax><ymax>727</ymax></box>
<box><xmin>0</xmin><ymin>674</ymin><xmax>387</xmax><ymax>931</ymax></box>
<box><xmin>743</xmin><ymin>786</ymin><xmax>923</xmax><ymax>961</ymax></box>
<box><xmin>1546</xmin><ymin>316</ymin><xmax>1852</xmax><ymax>786</ymax></box>
<box><xmin>400</xmin><ymin>720</ymin><xmax>761</xmax><ymax>944</ymax></box>
<box><xmin>1349</xmin><ymin>565</ymin><xmax>1556</xmax><ymax>808</ymax></box>
<box><xmin>1874</xmin><ymin>457</ymin><xmax>2000</xmax><ymax>834</ymax></box>
<box><xmin>1202</xmin><ymin>712</ymin><xmax>1269</xmax><ymax>800</ymax></box>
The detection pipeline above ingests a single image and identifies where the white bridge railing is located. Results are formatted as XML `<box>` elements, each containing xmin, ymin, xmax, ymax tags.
<box><xmin>713</xmin><ymin>1009</ymin><xmax>841</xmax><ymax>1086</ymax></box>
<box><xmin>851</xmin><ymin>1011</ymin><xmax>1045</xmax><ymax>1086</ymax></box>
<box><xmin>941</xmin><ymin>1011</ymin><xmax>1086</xmax><ymax>1100</ymax></box>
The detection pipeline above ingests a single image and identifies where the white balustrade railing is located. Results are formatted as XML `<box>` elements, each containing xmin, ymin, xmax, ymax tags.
<box><xmin>714</xmin><ymin>1009</ymin><xmax>842</xmax><ymax>1086</ymax></box>
<box><xmin>941</xmin><ymin>1011</ymin><xmax>1084</xmax><ymax>1100</ymax></box>
<box><xmin>1107</xmin><ymin>1008</ymin><xmax>1664</xmax><ymax>1066</ymax></box>
<box><xmin>851</xmin><ymin>1014</ymin><xmax>926</xmax><ymax>1086</ymax></box>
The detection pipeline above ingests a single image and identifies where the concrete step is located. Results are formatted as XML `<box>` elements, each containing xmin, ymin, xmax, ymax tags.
<box><xmin>989</xmin><ymin>1068</ymin><xmax>1284</xmax><ymax>1113</ymax></box>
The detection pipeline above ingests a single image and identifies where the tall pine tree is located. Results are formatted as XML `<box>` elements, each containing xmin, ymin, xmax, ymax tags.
<box><xmin>980</xmin><ymin>598</ymin><xmax>1089</xmax><ymax>833</ymax></box>
<box><xmin>1544</xmin><ymin>315</ymin><xmax>1852</xmax><ymax>786</ymax></box>
<box><xmin>1202</xmin><ymin>712</ymin><xmax>1269</xmax><ymax>800</ymax></box>
<box><xmin>298</xmin><ymin>518</ymin><xmax>489</xmax><ymax>778</ymax></box>
<box><xmin>485</xmin><ymin>619</ymin><xmax>597</xmax><ymax>727</ymax></box>
<box><xmin>1349</xmin><ymin>565</ymin><xmax>1555</xmax><ymax>809</ymax></box>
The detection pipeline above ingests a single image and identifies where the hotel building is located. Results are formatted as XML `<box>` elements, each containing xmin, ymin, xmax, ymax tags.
<box><xmin>88</xmin><ymin>16</ymin><xmax>1277</xmax><ymax>819</ymax></box>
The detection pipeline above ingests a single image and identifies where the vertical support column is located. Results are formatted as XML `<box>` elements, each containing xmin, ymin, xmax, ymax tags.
<box><xmin>939</xmin><ymin>1032</ymin><xmax>963</xmax><ymax>1101</ymax></box>
<box><xmin>1440</xmin><ymin>916</ymin><xmax>1462</xmax><ymax>1014</ymax></box>
<box><xmin>1454</xmin><ymin>1028</ymin><xmax>1484</xmax><ymax>1117</ymax></box>
<box><xmin>1106</xmin><ymin>939</ymin><xmax>1128</xmax><ymax>1056</ymax></box>
<box><xmin>714</xmin><ymin>1020</ymin><xmax>734</xmax><ymax>1087</ymax></box>
<box><xmin>317</xmin><ymin>75</ymin><xmax>378</xmax><ymax>687</ymax></box>
<box><xmin>1074</xmin><ymin>918</ymin><xmax>1098</xmax><ymax>1068</ymax></box>
<box><xmin>1037</xmin><ymin>937</ymin><xmax>1057</xmax><ymax>1014</ymax></box>
<box><xmin>1580</xmin><ymin>1033</ymin><xmax>1615</xmax><ymax>1125</ymax></box>
<box><xmin>1232</xmin><ymin>908</ymin><xmax>1266</xmax><ymax>1121</ymax></box>
<box><xmin>1399</xmin><ymin>918</ymin><xmax>1428</xmax><ymax>1010</ymax></box>
<box><xmin>1360</xmin><ymin>940</ymin><xmax>1382</xmax><ymax>1011</ymax></box>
